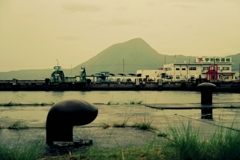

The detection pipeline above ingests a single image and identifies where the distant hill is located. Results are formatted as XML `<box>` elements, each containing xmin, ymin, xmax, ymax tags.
<box><xmin>0</xmin><ymin>38</ymin><xmax>239</xmax><ymax>80</ymax></box>
<box><xmin>0</xmin><ymin>69</ymin><xmax>53</xmax><ymax>80</ymax></box>
<box><xmin>73</xmin><ymin>38</ymin><xmax>196</xmax><ymax>75</ymax></box>
<box><xmin>227</xmin><ymin>53</ymin><xmax>240</xmax><ymax>71</ymax></box>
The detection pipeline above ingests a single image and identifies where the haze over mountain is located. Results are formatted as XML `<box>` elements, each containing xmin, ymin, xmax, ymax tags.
<box><xmin>0</xmin><ymin>38</ymin><xmax>239</xmax><ymax>80</ymax></box>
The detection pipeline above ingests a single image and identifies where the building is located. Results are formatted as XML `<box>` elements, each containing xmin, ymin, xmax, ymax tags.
<box><xmin>163</xmin><ymin>57</ymin><xmax>235</xmax><ymax>82</ymax></box>
<box><xmin>136</xmin><ymin>69</ymin><xmax>164</xmax><ymax>82</ymax></box>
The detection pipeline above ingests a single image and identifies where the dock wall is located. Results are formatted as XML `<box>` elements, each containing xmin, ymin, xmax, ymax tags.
<box><xmin>0</xmin><ymin>80</ymin><xmax>240</xmax><ymax>92</ymax></box>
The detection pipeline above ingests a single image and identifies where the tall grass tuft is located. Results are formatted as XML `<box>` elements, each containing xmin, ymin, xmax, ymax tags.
<box><xmin>132</xmin><ymin>121</ymin><xmax>155</xmax><ymax>130</ymax></box>
<box><xmin>131</xmin><ymin>109</ymin><xmax>155</xmax><ymax>130</ymax></box>
<box><xmin>163</xmin><ymin>121</ymin><xmax>208</xmax><ymax>160</ymax></box>
<box><xmin>0</xmin><ymin>139</ymin><xmax>44</xmax><ymax>160</ymax></box>
<box><xmin>163</xmin><ymin>120</ymin><xmax>240</xmax><ymax>160</ymax></box>
<box><xmin>208</xmin><ymin>124</ymin><xmax>240</xmax><ymax>160</ymax></box>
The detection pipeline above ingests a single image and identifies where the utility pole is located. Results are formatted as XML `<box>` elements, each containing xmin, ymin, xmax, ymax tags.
<box><xmin>56</xmin><ymin>59</ymin><xmax>59</xmax><ymax>66</ymax></box>
<box><xmin>123</xmin><ymin>59</ymin><xmax>124</xmax><ymax>72</ymax></box>
<box><xmin>239</xmin><ymin>63</ymin><xmax>240</xmax><ymax>80</ymax></box>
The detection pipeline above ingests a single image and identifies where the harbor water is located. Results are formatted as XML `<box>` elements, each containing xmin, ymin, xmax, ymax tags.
<box><xmin>0</xmin><ymin>91</ymin><xmax>240</xmax><ymax>104</ymax></box>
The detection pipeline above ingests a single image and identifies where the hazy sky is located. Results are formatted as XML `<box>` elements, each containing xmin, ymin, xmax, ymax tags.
<box><xmin>1</xmin><ymin>0</ymin><xmax>240</xmax><ymax>72</ymax></box>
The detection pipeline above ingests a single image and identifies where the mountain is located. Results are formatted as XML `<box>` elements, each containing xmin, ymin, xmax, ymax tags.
<box><xmin>73</xmin><ymin>38</ymin><xmax>196</xmax><ymax>75</ymax></box>
<box><xmin>0</xmin><ymin>38</ymin><xmax>239</xmax><ymax>80</ymax></box>
<box><xmin>0</xmin><ymin>69</ymin><xmax>54</xmax><ymax>80</ymax></box>
<box><xmin>227</xmin><ymin>53</ymin><xmax>240</xmax><ymax>71</ymax></box>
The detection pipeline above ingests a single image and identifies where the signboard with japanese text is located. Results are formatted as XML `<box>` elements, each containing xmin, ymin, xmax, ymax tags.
<box><xmin>195</xmin><ymin>57</ymin><xmax>231</xmax><ymax>63</ymax></box>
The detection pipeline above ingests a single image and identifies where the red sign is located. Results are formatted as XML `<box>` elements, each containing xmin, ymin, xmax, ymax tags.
<box><xmin>197</xmin><ymin>58</ymin><xmax>204</xmax><ymax>62</ymax></box>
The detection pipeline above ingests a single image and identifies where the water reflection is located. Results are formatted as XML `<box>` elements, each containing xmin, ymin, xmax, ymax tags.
<box><xmin>51</xmin><ymin>91</ymin><xmax>64</xmax><ymax>102</ymax></box>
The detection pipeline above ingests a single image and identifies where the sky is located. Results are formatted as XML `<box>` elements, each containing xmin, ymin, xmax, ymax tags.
<box><xmin>1</xmin><ymin>0</ymin><xmax>240</xmax><ymax>72</ymax></box>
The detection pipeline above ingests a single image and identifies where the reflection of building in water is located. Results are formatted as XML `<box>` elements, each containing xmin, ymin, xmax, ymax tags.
<box><xmin>163</xmin><ymin>57</ymin><xmax>235</xmax><ymax>81</ymax></box>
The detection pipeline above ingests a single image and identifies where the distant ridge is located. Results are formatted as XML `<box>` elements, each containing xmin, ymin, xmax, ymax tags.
<box><xmin>0</xmin><ymin>38</ymin><xmax>239</xmax><ymax>80</ymax></box>
<box><xmin>73</xmin><ymin>38</ymin><xmax>196</xmax><ymax>75</ymax></box>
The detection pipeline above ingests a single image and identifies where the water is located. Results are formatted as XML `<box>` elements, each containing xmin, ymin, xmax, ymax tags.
<box><xmin>0</xmin><ymin>91</ymin><xmax>240</xmax><ymax>104</ymax></box>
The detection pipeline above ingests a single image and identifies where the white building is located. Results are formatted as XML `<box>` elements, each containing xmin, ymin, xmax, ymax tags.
<box><xmin>136</xmin><ymin>69</ymin><xmax>164</xmax><ymax>82</ymax></box>
<box><xmin>163</xmin><ymin>57</ymin><xmax>235</xmax><ymax>82</ymax></box>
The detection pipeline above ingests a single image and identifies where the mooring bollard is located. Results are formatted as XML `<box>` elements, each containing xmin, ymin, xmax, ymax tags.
<box><xmin>197</xmin><ymin>82</ymin><xmax>216</xmax><ymax>119</ymax></box>
<box><xmin>46</xmin><ymin>99</ymin><xmax>98</xmax><ymax>145</ymax></box>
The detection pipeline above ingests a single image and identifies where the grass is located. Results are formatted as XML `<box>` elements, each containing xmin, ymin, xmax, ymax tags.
<box><xmin>1</xmin><ymin>102</ymin><xmax>54</xmax><ymax>107</ymax></box>
<box><xmin>131</xmin><ymin>107</ymin><xmax>156</xmax><ymax>131</ymax></box>
<box><xmin>107</xmin><ymin>100</ymin><xmax>143</xmax><ymax>105</ymax></box>
<box><xmin>33</xmin><ymin>102</ymin><xmax>48</xmax><ymax>106</ymax></box>
<box><xmin>113</xmin><ymin>114</ymin><xmax>130</xmax><ymax>128</ymax></box>
<box><xmin>162</xmin><ymin>121</ymin><xmax>240</xmax><ymax>160</ymax></box>
<box><xmin>101</xmin><ymin>122</ymin><xmax>111</xmax><ymax>129</ymax></box>
<box><xmin>157</xmin><ymin>132</ymin><xmax>168</xmax><ymax>137</ymax></box>
<box><xmin>159</xmin><ymin>107</ymin><xmax>165</xmax><ymax>110</ymax></box>
<box><xmin>46</xmin><ymin>120</ymin><xmax>240</xmax><ymax>160</ymax></box>
<box><xmin>163</xmin><ymin>121</ymin><xmax>207</xmax><ymax>159</ymax></box>
<box><xmin>8</xmin><ymin>121</ymin><xmax>29</xmax><ymax>129</ymax></box>
<box><xmin>0</xmin><ymin>97</ymin><xmax>239</xmax><ymax>159</ymax></box>
<box><xmin>0</xmin><ymin>139</ymin><xmax>44</xmax><ymax>160</ymax></box>
<box><xmin>69</xmin><ymin>146</ymin><xmax>164</xmax><ymax>160</ymax></box>
<box><xmin>207</xmin><ymin>123</ymin><xmax>240</xmax><ymax>160</ymax></box>
<box><xmin>107</xmin><ymin>101</ymin><xmax>120</xmax><ymax>105</ymax></box>
<box><xmin>40</xmin><ymin>103</ymin><xmax>48</xmax><ymax>106</ymax></box>
<box><xmin>131</xmin><ymin>121</ymin><xmax>155</xmax><ymax>130</ymax></box>
<box><xmin>113</xmin><ymin>121</ymin><xmax>128</xmax><ymax>128</ymax></box>
<box><xmin>32</xmin><ymin>102</ymin><xmax>55</xmax><ymax>106</ymax></box>
<box><xmin>1</xmin><ymin>120</ymin><xmax>240</xmax><ymax>160</ymax></box>
<box><xmin>129</xmin><ymin>100</ymin><xmax>143</xmax><ymax>105</ymax></box>
<box><xmin>3</xmin><ymin>101</ymin><xmax>14</xmax><ymax>106</ymax></box>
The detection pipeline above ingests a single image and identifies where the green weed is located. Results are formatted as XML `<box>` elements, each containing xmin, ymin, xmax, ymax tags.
<box><xmin>129</xmin><ymin>100</ymin><xmax>143</xmax><ymax>105</ymax></box>
<box><xmin>33</xmin><ymin>103</ymin><xmax>39</xmax><ymax>106</ymax></box>
<box><xmin>101</xmin><ymin>123</ymin><xmax>111</xmax><ymax>129</ymax></box>
<box><xmin>132</xmin><ymin>121</ymin><xmax>155</xmax><ymax>130</ymax></box>
<box><xmin>107</xmin><ymin>100</ymin><xmax>143</xmax><ymax>105</ymax></box>
<box><xmin>3</xmin><ymin>101</ymin><xmax>14</xmax><ymax>106</ymax></box>
<box><xmin>107</xmin><ymin>101</ymin><xmax>120</xmax><ymax>105</ymax></box>
<box><xmin>40</xmin><ymin>103</ymin><xmax>48</xmax><ymax>106</ymax></box>
<box><xmin>8</xmin><ymin>121</ymin><xmax>29</xmax><ymax>129</ymax></box>
<box><xmin>113</xmin><ymin>121</ymin><xmax>128</xmax><ymax>128</ymax></box>
<box><xmin>157</xmin><ymin>132</ymin><xmax>168</xmax><ymax>137</ymax></box>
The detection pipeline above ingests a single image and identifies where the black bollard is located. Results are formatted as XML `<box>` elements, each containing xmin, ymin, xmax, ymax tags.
<box><xmin>197</xmin><ymin>82</ymin><xmax>216</xmax><ymax>119</ymax></box>
<box><xmin>46</xmin><ymin>99</ymin><xmax>98</xmax><ymax>145</ymax></box>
